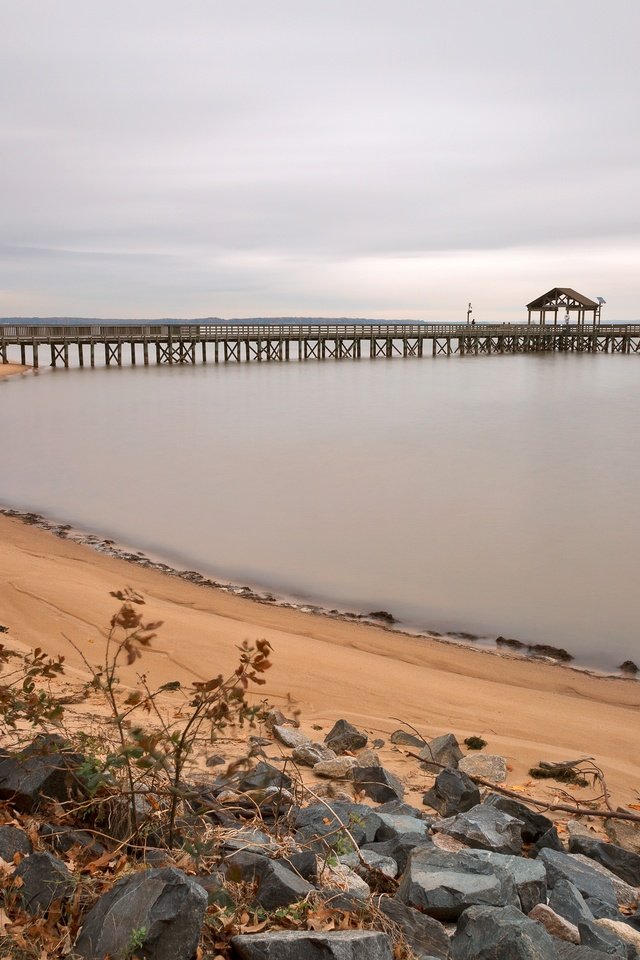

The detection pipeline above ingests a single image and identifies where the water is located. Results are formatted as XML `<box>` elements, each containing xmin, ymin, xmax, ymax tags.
<box><xmin>2</xmin><ymin>353</ymin><xmax>639</xmax><ymax>671</ymax></box>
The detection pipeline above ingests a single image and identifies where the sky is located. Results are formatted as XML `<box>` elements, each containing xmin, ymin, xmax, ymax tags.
<box><xmin>1</xmin><ymin>0</ymin><xmax>639</xmax><ymax>322</ymax></box>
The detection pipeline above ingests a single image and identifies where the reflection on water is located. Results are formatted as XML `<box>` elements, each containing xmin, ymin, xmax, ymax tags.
<box><xmin>2</xmin><ymin>353</ymin><xmax>639</xmax><ymax>670</ymax></box>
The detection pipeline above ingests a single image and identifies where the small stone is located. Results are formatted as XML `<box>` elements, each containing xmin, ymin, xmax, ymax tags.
<box><xmin>255</xmin><ymin>860</ymin><xmax>315</xmax><ymax>910</ymax></box>
<box><xmin>235</xmin><ymin>762</ymin><xmax>293</xmax><ymax>792</ymax></box>
<box><xmin>324</xmin><ymin>720</ymin><xmax>368</xmax><ymax>753</ymax></box>
<box><xmin>314</xmin><ymin>756</ymin><xmax>358</xmax><ymax>779</ymax></box>
<box><xmin>0</xmin><ymin>824</ymin><xmax>33</xmax><ymax>861</ymax></box>
<box><xmin>390</xmin><ymin>729</ymin><xmax>426</xmax><ymax>748</ymax></box>
<box><xmin>529</xmin><ymin>903</ymin><xmax>581</xmax><ymax>944</ymax></box>
<box><xmin>459</xmin><ymin>754</ymin><xmax>507</xmax><ymax>783</ymax></box>
<box><xmin>374</xmin><ymin>813</ymin><xmax>430</xmax><ymax>843</ymax></box>
<box><xmin>340</xmin><ymin>849</ymin><xmax>398</xmax><ymax>879</ymax></box>
<box><xmin>423</xmin><ymin>767</ymin><xmax>480</xmax><ymax>817</ymax></box>
<box><xmin>205</xmin><ymin>754</ymin><xmax>226</xmax><ymax>767</ymax></box>
<box><xmin>419</xmin><ymin>734</ymin><xmax>463</xmax><ymax>773</ymax></box>
<box><xmin>273</xmin><ymin>725</ymin><xmax>312</xmax><ymax>750</ymax></box>
<box><xmin>14</xmin><ymin>852</ymin><xmax>74</xmax><ymax>914</ymax></box>
<box><xmin>352</xmin><ymin>766</ymin><xmax>404</xmax><ymax>803</ymax></box>
<box><xmin>356</xmin><ymin>749</ymin><xmax>381</xmax><ymax>767</ymax></box>
<box><xmin>321</xmin><ymin>861</ymin><xmax>371</xmax><ymax>900</ymax></box>
<box><xmin>292</xmin><ymin>742</ymin><xmax>336</xmax><ymax>767</ymax></box>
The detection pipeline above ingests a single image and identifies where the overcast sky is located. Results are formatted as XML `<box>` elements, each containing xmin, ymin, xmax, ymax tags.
<box><xmin>1</xmin><ymin>0</ymin><xmax>639</xmax><ymax>321</ymax></box>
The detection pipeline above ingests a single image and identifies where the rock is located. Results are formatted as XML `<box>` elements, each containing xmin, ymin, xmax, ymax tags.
<box><xmin>595</xmin><ymin>919</ymin><xmax>640</xmax><ymax>953</ymax></box>
<box><xmin>529</xmin><ymin>903</ymin><xmax>581</xmax><ymax>943</ymax></box>
<box><xmin>378</xmin><ymin>896</ymin><xmax>451</xmax><ymax>959</ymax></box>
<box><xmin>554</xmin><ymin>944</ymin><xmax>622</xmax><ymax>960</ymax></box>
<box><xmin>205</xmin><ymin>753</ymin><xmax>226</xmax><ymax>767</ymax></box>
<box><xmin>419</xmin><ymin>734</ymin><xmax>463</xmax><ymax>774</ymax></box>
<box><xmin>295</xmin><ymin>802</ymin><xmax>380</xmax><ymax>851</ymax></box>
<box><xmin>40</xmin><ymin>823</ymin><xmax>106</xmax><ymax>858</ymax></box>
<box><xmin>458</xmin><ymin>754</ymin><xmax>507</xmax><ymax>782</ymax></box>
<box><xmin>548</xmin><ymin>879</ymin><xmax>597</xmax><ymax>927</ymax></box>
<box><xmin>235</xmin><ymin>762</ymin><xmax>292</xmax><ymax>792</ymax></box>
<box><xmin>397</xmin><ymin>845</ymin><xmax>519</xmax><ymax>920</ymax></box>
<box><xmin>279</xmin><ymin>851</ymin><xmax>318</xmax><ymax>883</ymax></box>
<box><xmin>362</xmin><ymin>836</ymin><xmax>431</xmax><ymax>874</ymax></box>
<box><xmin>533</xmin><ymin>827</ymin><xmax>565</xmax><ymax>855</ymax></box>
<box><xmin>255</xmin><ymin>860</ymin><xmax>315</xmax><ymax>909</ymax></box>
<box><xmin>619</xmin><ymin>660</ymin><xmax>639</xmax><ymax>675</ymax></box>
<box><xmin>450</xmin><ymin>904</ymin><xmax>557</xmax><ymax>959</ymax></box>
<box><xmin>538</xmin><ymin>848</ymin><xmax>617</xmax><ymax>904</ymax></box>
<box><xmin>74</xmin><ymin>867</ymin><xmax>207</xmax><ymax>960</ymax></box>
<box><xmin>314</xmin><ymin>756</ymin><xmax>358</xmax><ymax>779</ymax></box>
<box><xmin>465</xmin><ymin>850</ymin><xmax>547</xmax><ymax>914</ymax></box>
<box><xmin>435</xmin><ymin>804</ymin><xmax>524</xmax><ymax>855</ymax></box>
<box><xmin>222</xmin><ymin>850</ymin><xmax>269</xmax><ymax>883</ymax></box>
<box><xmin>483</xmin><ymin>794</ymin><xmax>553</xmax><ymax>843</ymax></box>
<box><xmin>390</xmin><ymin>729</ymin><xmax>426</xmax><ymax>748</ymax></box>
<box><xmin>292</xmin><ymin>742</ymin><xmax>336</xmax><ymax>767</ymax></box>
<box><xmin>321</xmin><ymin>862</ymin><xmax>371</xmax><ymax>901</ymax></box>
<box><xmin>568</xmin><ymin>835</ymin><xmax>640</xmax><ymax>888</ymax></box>
<box><xmin>222</xmin><ymin>827</ymin><xmax>277</xmax><ymax>854</ymax></box>
<box><xmin>232</xmin><ymin>930</ymin><xmax>393</xmax><ymax>960</ymax></box>
<box><xmin>352</xmin><ymin>766</ymin><xmax>404</xmax><ymax>803</ymax></box>
<box><xmin>0</xmin><ymin>824</ymin><xmax>33</xmax><ymax>861</ymax></box>
<box><xmin>423</xmin><ymin>768</ymin><xmax>481</xmax><ymax>817</ymax></box>
<box><xmin>0</xmin><ymin>746</ymin><xmax>83</xmax><ymax>812</ymax></box>
<box><xmin>356</xmin><ymin>749</ymin><xmax>381</xmax><ymax>767</ymax></box>
<box><xmin>569</xmin><ymin>853</ymin><xmax>639</xmax><ymax>908</ymax></box>
<box><xmin>340</xmin><ymin>849</ymin><xmax>398</xmax><ymax>879</ymax></box>
<box><xmin>577</xmin><ymin>919</ymin><xmax>627</xmax><ymax>957</ymax></box>
<box><xmin>375</xmin><ymin>800</ymin><xmax>426</xmax><ymax>819</ymax></box>
<box><xmin>585</xmin><ymin>897</ymin><xmax>623</xmax><ymax>921</ymax></box>
<box><xmin>432</xmin><ymin>833</ymin><xmax>470</xmax><ymax>853</ymax></box>
<box><xmin>605</xmin><ymin>820</ymin><xmax>640</xmax><ymax>856</ymax></box>
<box><xmin>324</xmin><ymin>720</ymin><xmax>368</xmax><ymax>754</ymax></box>
<box><xmin>14</xmin><ymin>852</ymin><xmax>74</xmax><ymax>914</ymax></box>
<box><xmin>273</xmin><ymin>725</ymin><xmax>311</xmax><ymax>750</ymax></box>
<box><xmin>195</xmin><ymin>873</ymin><xmax>235</xmax><ymax>909</ymax></box>
<box><xmin>374</xmin><ymin>813</ymin><xmax>430</xmax><ymax>843</ymax></box>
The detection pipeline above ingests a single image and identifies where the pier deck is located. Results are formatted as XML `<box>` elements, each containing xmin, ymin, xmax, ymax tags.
<box><xmin>1</xmin><ymin>322</ymin><xmax>639</xmax><ymax>369</ymax></box>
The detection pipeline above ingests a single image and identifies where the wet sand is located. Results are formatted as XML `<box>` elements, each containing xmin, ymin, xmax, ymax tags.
<box><xmin>0</xmin><ymin>363</ymin><xmax>30</xmax><ymax>379</ymax></box>
<box><xmin>0</xmin><ymin>512</ymin><xmax>638</xmax><ymax>806</ymax></box>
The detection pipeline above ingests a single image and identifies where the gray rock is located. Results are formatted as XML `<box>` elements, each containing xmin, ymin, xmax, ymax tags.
<box><xmin>40</xmin><ymin>822</ymin><xmax>106</xmax><ymax>858</ymax></box>
<box><xmin>595</xmin><ymin>919</ymin><xmax>640</xmax><ymax>954</ymax></box>
<box><xmin>397</xmin><ymin>845</ymin><xmax>519</xmax><ymax>920</ymax></box>
<box><xmin>255</xmin><ymin>860</ymin><xmax>315</xmax><ymax>910</ymax></box>
<box><xmin>314</xmin><ymin>756</ymin><xmax>358</xmax><ymax>778</ymax></box>
<box><xmin>390</xmin><ymin>729</ymin><xmax>426</xmax><ymax>748</ymax></box>
<box><xmin>14</xmin><ymin>851</ymin><xmax>74</xmax><ymax>914</ymax></box>
<box><xmin>568</xmin><ymin>835</ymin><xmax>640</xmax><ymax>888</ymax></box>
<box><xmin>205</xmin><ymin>753</ymin><xmax>226</xmax><ymax>767</ymax></box>
<box><xmin>585</xmin><ymin>897</ymin><xmax>623</xmax><ymax>921</ymax></box>
<box><xmin>578</xmin><ymin>919</ymin><xmax>627</xmax><ymax>958</ymax></box>
<box><xmin>605</xmin><ymin>820</ymin><xmax>640</xmax><ymax>856</ymax></box>
<box><xmin>362</xmin><ymin>836</ymin><xmax>432</xmax><ymax>874</ymax></box>
<box><xmin>569</xmin><ymin>853</ymin><xmax>639</xmax><ymax>908</ymax></box>
<box><xmin>529</xmin><ymin>903</ymin><xmax>580</xmax><ymax>944</ymax></box>
<box><xmin>279</xmin><ymin>851</ymin><xmax>318</xmax><ymax>883</ymax></box>
<box><xmin>419</xmin><ymin>734</ymin><xmax>463</xmax><ymax>774</ymax></box>
<box><xmin>548</xmin><ymin>879</ymin><xmax>597</xmax><ymax>927</ymax></box>
<box><xmin>340</xmin><ymin>849</ymin><xmax>398</xmax><ymax>879</ymax></box>
<box><xmin>532</xmin><ymin>826</ymin><xmax>565</xmax><ymax>855</ymax></box>
<box><xmin>375</xmin><ymin>813</ymin><xmax>430</xmax><ymax>843</ymax></box>
<box><xmin>324</xmin><ymin>720</ymin><xmax>368</xmax><ymax>754</ymax></box>
<box><xmin>235</xmin><ymin>762</ymin><xmax>292</xmax><ymax>792</ymax></box>
<box><xmin>423</xmin><ymin>768</ymin><xmax>480</xmax><ymax>817</ymax></box>
<box><xmin>232</xmin><ymin>930</ymin><xmax>393</xmax><ymax>960</ymax></box>
<box><xmin>538</xmin><ymin>848</ymin><xmax>617</xmax><ymax>904</ymax></box>
<box><xmin>222</xmin><ymin>827</ymin><xmax>277</xmax><ymax>854</ymax></box>
<box><xmin>483</xmin><ymin>793</ymin><xmax>554</xmax><ymax>843</ymax></box>
<box><xmin>0</xmin><ymin>824</ymin><xmax>33</xmax><ymax>861</ymax></box>
<box><xmin>458</xmin><ymin>754</ymin><xmax>507</xmax><ymax>782</ymax></box>
<box><xmin>195</xmin><ymin>873</ymin><xmax>235</xmax><ymax>909</ymax></box>
<box><xmin>74</xmin><ymin>867</ymin><xmax>207</xmax><ymax>960</ymax></box>
<box><xmin>295</xmin><ymin>802</ymin><xmax>381</xmax><ymax>851</ymax></box>
<box><xmin>378</xmin><ymin>896</ymin><xmax>451</xmax><ymax>959</ymax></box>
<box><xmin>353</xmin><ymin>766</ymin><xmax>404</xmax><ymax>803</ymax></box>
<box><xmin>0</xmin><ymin>746</ymin><xmax>83</xmax><ymax>812</ymax></box>
<box><xmin>451</xmin><ymin>904</ymin><xmax>557</xmax><ymax>959</ymax></box>
<box><xmin>222</xmin><ymin>850</ymin><xmax>269</xmax><ymax>883</ymax></box>
<box><xmin>554</xmin><ymin>944</ymin><xmax>623</xmax><ymax>960</ymax></box>
<box><xmin>273</xmin><ymin>725</ymin><xmax>311</xmax><ymax>750</ymax></box>
<box><xmin>465</xmin><ymin>849</ymin><xmax>547</xmax><ymax>914</ymax></box>
<box><xmin>435</xmin><ymin>804</ymin><xmax>524</xmax><ymax>855</ymax></box>
<box><xmin>375</xmin><ymin>800</ymin><xmax>426</xmax><ymax>819</ymax></box>
<box><xmin>292</xmin><ymin>742</ymin><xmax>336</xmax><ymax>767</ymax></box>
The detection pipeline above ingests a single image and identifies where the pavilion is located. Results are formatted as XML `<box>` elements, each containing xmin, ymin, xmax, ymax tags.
<box><xmin>526</xmin><ymin>288</ymin><xmax>600</xmax><ymax>327</ymax></box>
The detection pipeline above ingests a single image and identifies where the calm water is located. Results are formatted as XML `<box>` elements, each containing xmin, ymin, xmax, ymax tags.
<box><xmin>2</xmin><ymin>353</ymin><xmax>639</xmax><ymax>671</ymax></box>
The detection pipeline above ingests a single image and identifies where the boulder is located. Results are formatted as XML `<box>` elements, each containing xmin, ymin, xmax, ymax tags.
<box><xmin>568</xmin><ymin>835</ymin><xmax>640</xmax><ymax>888</ymax></box>
<box><xmin>483</xmin><ymin>794</ymin><xmax>553</xmax><ymax>844</ymax></box>
<box><xmin>234</xmin><ymin>762</ymin><xmax>292</xmax><ymax>792</ymax></box>
<box><xmin>74</xmin><ymin>867</ymin><xmax>207</xmax><ymax>960</ymax></box>
<box><xmin>14</xmin><ymin>852</ymin><xmax>74</xmax><ymax>914</ymax></box>
<box><xmin>390</xmin><ymin>729</ymin><xmax>426</xmax><ymax>748</ymax></box>
<box><xmin>419</xmin><ymin>734</ymin><xmax>463</xmax><ymax>773</ymax></box>
<box><xmin>554</xmin><ymin>944</ymin><xmax>624</xmax><ymax>960</ymax></box>
<box><xmin>529</xmin><ymin>903</ymin><xmax>580</xmax><ymax>944</ymax></box>
<box><xmin>451</xmin><ymin>904</ymin><xmax>558</xmax><ymax>959</ymax></box>
<box><xmin>533</xmin><ymin>827</ymin><xmax>565</xmax><ymax>855</ymax></box>
<box><xmin>314</xmin><ymin>757</ymin><xmax>358</xmax><ymax>779</ymax></box>
<box><xmin>232</xmin><ymin>930</ymin><xmax>393</xmax><ymax>960</ymax></box>
<box><xmin>595</xmin><ymin>919</ymin><xmax>640</xmax><ymax>954</ymax></box>
<box><xmin>374</xmin><ymin>813</ymin><xmax>430</xmax><ymax>843</ymax></box>
<box><xmin>423</xmin><ymin>768</ymin><xmax>480</xmax><ymax>817</ymax></box>
<box><xmin>324</xmin><ymin>720</ymin><xmax>368</xmax><ymax>754</ymax></box>
<box><xmin>340</xmin><ymin>849</ymin><xmax>398</xmax><ymax>879</ymax></box>
<box><xmin>548</xmin><ymin>879</ymin><xmax>598</xmax><ymax>927</ymax></box>
<box><xmin>295</xmin><ymin>802</ymin><xmax>380</xmax><ymax>851</ymax></box>
<box><xmin>40</xmin><ymin>822</ymin><xmax>106</xmax><ymax>858</ymax></box>
<box><xmin>577</xmin><ymin>920</ymin><xmax>627</xmax><ymax>958</ymax></box>
<box><xmin>273</xmin><ymin>725</ymin><xmax>311</xmax><ymax>750</ymax></box>
<box><xmin>292</xmin><ymin>742</ymin><xmax>336</xmax><ymax>767</ymax></box>
<box><xmin>375</xmin><ymin>800</ymin><xmax>426</xmax><ymax>819</ymax></box>
<box><xmin>362</xmin><ymin>836</ymin><xmax>432</xmax><ymax>874</ymax></box>
<box><xmin>569</xmin><ymin>853</ymin><xmax>638</xmax><ymax>908</ymax></box>
<box><xmin>605</xmin><ymin>820</ymin><xmax>640</xmax><ymax>856</ymax></box>
<box><xmin>195</xmin><ymin>873</ymin><xmax>235</xmax><ymax>909</ymax></box>
<box><xmin>255</xmin><ymin>861</ymin><xmax>315</xmax><ymax>910</ymax></box>
<box><xmin>538</xmin><ymin>848</ymin><xmax>617</xmax><ymax>904</ymax></box>
<box><xmin>279</xmin><ymin>851</ymin><xmax>318</xmax><ymax>883</ymax></box>
<box><xmin>321</xmin><ymin>862</ymin><xmax>371</xmax><ymax>901</ymax></box>
<box><xmin>0</xmin><ymin>824</ymin><xmax>33</xmax><ymax>861</ymax></box>
<box><xmin>352</xmin><ymin>766</ymin><xmax>404</xmax><ymax>803</ymax></box>
<box><xmin>0</xmin><ymin>747</ymin><xmax>83</xmax><ymax>812</ymax></box>
<box><xmin>222</xmin><ymin>850</ymin><xmax>270</xmax><ymax>884</ymax></box>
<box><xmin>397</xmin><ymin>845</ymin><xmax>519</xmax><ymax>920</ymax></box>
<box><xmin>435</xmin><ymin>804</ymin><xmax>524</xmax><ymax>855</ymax></box>
<box><xmin>378</xmin><ymin>896</ymin><xmax>451</xmax><ymax>959</ymax></box>
<box><xmin>458</xmin><ymin>754</ymin><xmax>507</xmax><ymax>783</ymax></box>
<box><xmin>465</xmin><ymin>850</ymin><xmax>547</xmax><ymax>914</ymax></box>
<box><xmin>222</xmin><ymin>827</ymin><xmax>278</xmax><ymax>854</ymax></box>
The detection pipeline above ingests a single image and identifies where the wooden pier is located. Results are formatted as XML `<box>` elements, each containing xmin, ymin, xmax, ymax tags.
<box><xmin>1</xmin><ymin>322</ymin><xmax>639</xmax><ymax>369</ymax></box>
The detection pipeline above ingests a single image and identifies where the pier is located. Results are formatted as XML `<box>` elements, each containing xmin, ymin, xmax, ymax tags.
<box><xmin>1</xmin><ymin>321</ymin><xmax>639</xmax><ymax>369</ymax></box>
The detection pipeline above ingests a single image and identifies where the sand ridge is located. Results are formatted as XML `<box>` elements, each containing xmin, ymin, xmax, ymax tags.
<box><xmin>0</xmin><ymin>513</ymin><xmax>638</xmax><ymax>806</ymax></box>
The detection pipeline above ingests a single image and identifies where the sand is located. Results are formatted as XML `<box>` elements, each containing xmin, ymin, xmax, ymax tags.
<box><xmin>0</xmin><ymin>363</ymin><xmax>30</xmax><ymax>379</ymax></box>
<box><xmin>0</xmin><ymin>513</ymin><xmax>638</xmax><ymax>808</ymax></box>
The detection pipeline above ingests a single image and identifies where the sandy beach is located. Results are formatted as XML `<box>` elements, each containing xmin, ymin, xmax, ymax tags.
<box><xmin>0</xmin><ymin>512</ymin><xmax>638</xmax><ymax>807</ymax></box>
<box><xmin>0</xmin><ymin>362</ymin><xmax>30</xmax><ymax>379</ymax></box>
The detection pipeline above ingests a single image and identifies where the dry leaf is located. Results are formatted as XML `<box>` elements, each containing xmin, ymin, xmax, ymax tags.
<box><xmin>628</xmin><ymin>803</ymin><xmax>640</xmax><ymax>811</ymax></box>
<box><xmin>0</xmin><ymin>907</ymin><xmax>12</xmax><ymax>934</ymax></box>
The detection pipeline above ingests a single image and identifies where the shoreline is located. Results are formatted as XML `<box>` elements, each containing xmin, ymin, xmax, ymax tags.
<box><xmin>0</xmin><ymin>505</ymin><xmax>629</xmax><ymax>681</ymax></box>
<box><xmin>0</xmin><ymin>362</ymin><xmax>31</xmax><ymax>379</ymax></box>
